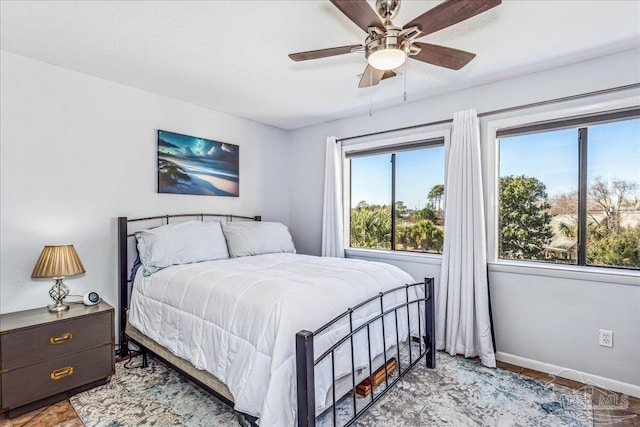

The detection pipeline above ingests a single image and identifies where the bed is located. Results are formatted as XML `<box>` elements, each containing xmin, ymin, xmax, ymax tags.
<box><xmin>118</xmin><ymin>214</ymin><xmax>435</xmax><ymax>426</ymax></box>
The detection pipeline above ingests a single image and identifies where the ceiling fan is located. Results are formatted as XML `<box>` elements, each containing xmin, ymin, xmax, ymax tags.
<box><xmin>289</xmin><ymin>0</ymin><xmax>502</xmax><ymax>88</ymax></box>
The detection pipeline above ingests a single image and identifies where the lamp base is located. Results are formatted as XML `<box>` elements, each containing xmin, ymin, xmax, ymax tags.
<box><xmin>48</xmin><ymin>301</ymin><xmax>70</xmax><ymax>312</ymax></box>
<box><xmin>48</xmin><ymin>279</ymin><xmax>70</xmax><ymax>312</ymax></box>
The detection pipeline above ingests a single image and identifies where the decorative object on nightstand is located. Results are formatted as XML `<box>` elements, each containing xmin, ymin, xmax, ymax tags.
<box><xmin>31</xmin><ymin>244</ymin><xmax>86</xmax><ymax>312</ymax></box>
<box><xmin>82</xmin><ymin>291</ymin><xmax>100</xmax><ymax>306</ymax></box>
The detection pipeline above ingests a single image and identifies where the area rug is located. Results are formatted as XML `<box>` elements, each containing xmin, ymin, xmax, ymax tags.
<box><xmin>323</xmin><ymin>354</ymin><xmax>593</xmax><ymax>427</ymax></box>
<box><xmin>70</xmin><ymin>352</ymin><xmax>592</xmax><ymax>426</ymax></box>
<box><xmin>70</xmin><ymin>358</ymin><xmax>245</xmax><ymax>427</ymax></box>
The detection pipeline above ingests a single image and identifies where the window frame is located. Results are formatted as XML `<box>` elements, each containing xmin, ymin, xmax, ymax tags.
<box><xmin>487</xmin><ymin>96</ymin><xmax>640</xmax><ymax>275</ymax></box>
<box><xmin>342</xmin><ymin>129</ymin><xmax>450</xmax><ymax>257</ymax></box>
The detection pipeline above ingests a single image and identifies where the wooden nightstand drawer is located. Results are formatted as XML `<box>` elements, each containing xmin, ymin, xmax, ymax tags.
<box><xmin>0</xmin><ymin>344</ymin><xmax>113</xmax><ymax>409</ymax></box>
<box><xmin>1</xmin><ymin>310</ymin><xmax>112</xmax><ymax>369</ymax></box>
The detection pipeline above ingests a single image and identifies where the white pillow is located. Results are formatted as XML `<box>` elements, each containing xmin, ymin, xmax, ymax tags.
<box><xmin>135</xmin><ymin>220</ymin><xmax>229</xmax><ymax>275</ymax></box>
<box><xmin>221</xmin><ymin>221</ymin><xmax>296</xmax><ymax>258</ymax></box>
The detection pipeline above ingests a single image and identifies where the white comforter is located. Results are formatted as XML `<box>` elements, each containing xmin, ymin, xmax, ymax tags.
<box><xmin>129</xmin><ymin>253</ymin><xmax>420</xmax><ymax>426</ymax></box>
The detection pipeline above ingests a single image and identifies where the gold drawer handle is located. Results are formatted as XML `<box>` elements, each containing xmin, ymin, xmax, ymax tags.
<box><xmin>50</xmin><ymin>332</ymin><xmax>72</xmax><ymax>344</ymax></box>
<box><xmin>50</xmin><ymin>366</ymin><xmax>74</xmax><ymax>380</ymax></box>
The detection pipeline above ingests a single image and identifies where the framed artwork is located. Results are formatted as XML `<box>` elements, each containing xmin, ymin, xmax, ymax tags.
<box><xmin>157</xmin><ymin>130</ymin><xmax>239</xmax><ymax>197</ymax></box>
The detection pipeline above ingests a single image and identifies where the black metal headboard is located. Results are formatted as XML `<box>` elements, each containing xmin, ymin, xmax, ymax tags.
<box><xmin>117</xmin><ymin>213</ymin><xmax>261</xmax><ymax>356</ymax></box>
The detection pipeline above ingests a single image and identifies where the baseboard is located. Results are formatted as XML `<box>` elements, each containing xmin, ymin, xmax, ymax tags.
<box><xmin>496</xmin><ymin>352</ymin><xmax>640</xmax><ymax>398</ymax></box>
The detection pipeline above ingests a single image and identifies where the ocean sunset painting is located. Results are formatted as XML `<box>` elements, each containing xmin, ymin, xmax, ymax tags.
<box><xmin>157</xmin><ymin>130</ymin><xmax>239</xmax><ymax>197</ymax></box>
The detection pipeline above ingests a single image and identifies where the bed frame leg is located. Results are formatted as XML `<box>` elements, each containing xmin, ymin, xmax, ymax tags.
<box><xmin>118</xmin><ymin>334</ymin><xmax>129</xmax><ymax>358</ymax></box>
<box><xmin>141</xmin><ymin>348</ymin><xmax>148</xmax><ymax>368</ymax></box>
<box><xmin>425</xmin><ymin>277</ymin><xmax>436</xmax><ymax>369</ymax></box>
<box><xmin>296</xmin><ymin>330</ymin><xmax>315</xmax><ymax>427</ymax></box>
<box><xmin>118</xmin><ymin>216</ymin><xmax>129</xmax><ymax>359</ymax></box>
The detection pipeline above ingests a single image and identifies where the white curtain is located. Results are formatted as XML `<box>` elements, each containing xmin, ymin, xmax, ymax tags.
<box><xmin>437</xmin><ymin>109</ymin><xmax>496</xmax><ymax>367</ymax></box>
<box><xmin>321</xmin><ymin>136</ymin><xmax>345</xmax><ymax>258</ymax></box>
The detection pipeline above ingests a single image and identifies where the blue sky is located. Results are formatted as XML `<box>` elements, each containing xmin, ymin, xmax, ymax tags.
<box><xmin>351</xmin><ymin>146</ymin><xmax>445</xmax><ymax>209</ymax></box>
<box><xmin>500</xmin><ymin>128</ymin><xmax>579</xmax><ymax>196</ymax></box>
<box><xmin>351</xmin><ymin>118</ymin><xmax>639</xmax><ymax>208</ymax></box>
<box><xmin>501</xmin><ymin>118</ymin><xmax>640</xmax><ymax>197</ymax></box>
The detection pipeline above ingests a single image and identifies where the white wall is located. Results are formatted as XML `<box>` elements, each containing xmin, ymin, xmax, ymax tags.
<box><xmin>0</xmin><ymin>51</ymin><xmax>290</xmax><ymax>322</ymax></box>
<box><xmin>288</xmin><ymin>48</ymin><xmax>640</xmax><ymax>392</ymax></box>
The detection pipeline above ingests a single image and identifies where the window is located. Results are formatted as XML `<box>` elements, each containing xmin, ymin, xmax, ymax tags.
<box><xmin>498</xmin><ymin>108</ymin><xmax>640</xmax><ymax>269</ymax></box>
<box><xmin>347</xmin><ymin>138</ymin><xmax>445</xmax><ymax>253</ymax></box>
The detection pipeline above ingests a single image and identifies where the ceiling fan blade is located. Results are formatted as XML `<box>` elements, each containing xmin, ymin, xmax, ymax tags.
<box><xmin>330</xmin><ymin>0</ymin><xmax>384</xmax><ymax>33</ymax></box>
<box><xmin>410</xmin><ymin>42</ymin><xmax>476</xmax><ymax>70</ymax></box>
<box><xmin>382</xmin><ymin>70</ymin><xmax>397</xmax><ymax>81</ymax></box>
<box><xmin>358</xmin><ymin>65</ymin><xmax>384</xmax><ymax>88</ymax></box>
<box><xmin>358</xmin><ymin>65</ymin><xmax>391</xmax><ymax>88</ymax></box>
<box><xmin>404</xmin><ymin>0</ymin><xmax>502</xmax><ymax>37</ymax></box>
<box><xmin>289</xmin><ymin>44</ymin><xmax>362</xmax><ymax>62</ymax></box>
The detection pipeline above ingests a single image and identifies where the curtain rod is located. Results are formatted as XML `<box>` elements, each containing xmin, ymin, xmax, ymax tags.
<box><xmin>336</xmin><ymin>83</ymin><xmax>640</xmax><ymax>143</ymax></box>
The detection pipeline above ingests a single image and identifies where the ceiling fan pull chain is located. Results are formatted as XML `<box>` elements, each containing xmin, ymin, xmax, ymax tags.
<box><xmin>403</xmin><ymin>59</ymin><xmax>408</xmax><ymax>102</ymax></box>
<box><xmin>369</xmin><ymin>68</ymin><xmax>374</xmax><ymax>116</ymax></box>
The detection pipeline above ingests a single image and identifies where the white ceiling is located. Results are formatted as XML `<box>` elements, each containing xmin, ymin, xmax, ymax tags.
<box><xmin>1</xmin><ymin>1</ymin><xmax>639</xmax><ymax>130</ymax></box>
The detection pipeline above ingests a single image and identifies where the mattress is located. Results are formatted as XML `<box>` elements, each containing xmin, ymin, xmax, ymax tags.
<box><xmin>128</xmin><ymin>253</ymin><xmax>421</xmax><ymax>426</ymax></box>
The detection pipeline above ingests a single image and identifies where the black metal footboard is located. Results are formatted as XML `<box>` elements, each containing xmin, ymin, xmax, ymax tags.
<box><xmin>296</xmin><ymin>278</ymin><xmax>435</xmax><ymax>427</ymax></box>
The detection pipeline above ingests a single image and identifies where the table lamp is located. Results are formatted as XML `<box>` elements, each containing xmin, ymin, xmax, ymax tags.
<box><xmin>31</xmin><ymin>244</ymin><xmax>86</xmax><ymax>312</ymax></box>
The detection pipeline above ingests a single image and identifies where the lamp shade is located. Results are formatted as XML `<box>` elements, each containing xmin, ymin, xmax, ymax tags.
<box><xmin>31</xmin><ymin>245</ymin><xmax>86</xmax><ymax>279</ymax></box>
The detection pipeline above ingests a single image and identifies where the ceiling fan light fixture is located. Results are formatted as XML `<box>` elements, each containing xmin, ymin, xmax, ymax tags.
<box><xmin>367</xmin><ymin>47</ymin><xmax>406</xmax><ymax>71</ymax></box>
<box><xmin>366</xmin><ymin>33</ymin><xmax>408</xmax><ymax>71</ymax></box>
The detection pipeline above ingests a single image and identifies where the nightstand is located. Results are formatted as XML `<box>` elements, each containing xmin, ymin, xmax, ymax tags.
<box><xmin>0</xmin><ymin>301</ymin><xmax>115</xmax><ymax>417</ymax></box>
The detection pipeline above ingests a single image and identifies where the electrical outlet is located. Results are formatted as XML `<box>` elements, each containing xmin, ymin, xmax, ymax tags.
<box><xmin>599</xmin><ymin>329</ymin><xmax>613</xmax><ymax>348</ymax></box>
